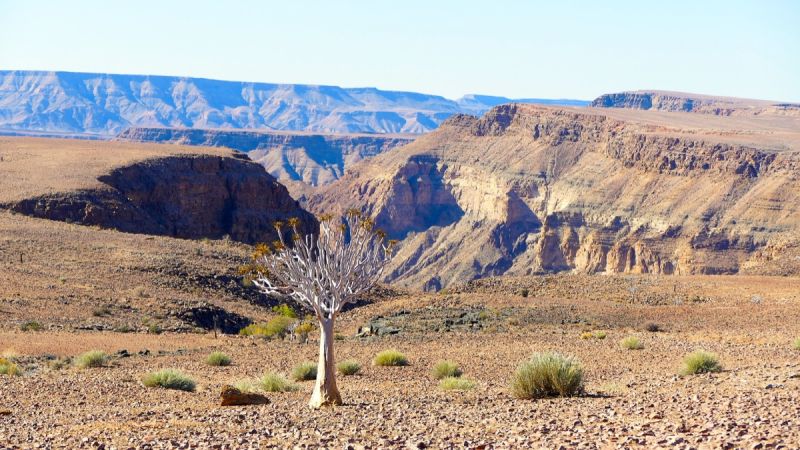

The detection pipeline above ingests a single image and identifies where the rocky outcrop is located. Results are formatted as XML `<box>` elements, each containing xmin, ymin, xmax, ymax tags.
<box><xmin>310</xmin><ymin>104</ymin><xmax>800</xmax><ymax>289</ymax></box>
<box><xmin>116</xmin><ymin>127</ymin><xmax>414</xmax><ymax>186</ymax></box>
<box><xmin>220</xmin><ymin>386</ymin><xmax>270</xmax><ymax>406</ymax></box>
<box><xmin>4</xmin><ymin>153</ymin><xmax>316</xmax><ymax>243</ymax></box>
<box><xmin>591</xmin><ymin>90</ymin><xmax>800</xmax><ymax>116</ymax></box>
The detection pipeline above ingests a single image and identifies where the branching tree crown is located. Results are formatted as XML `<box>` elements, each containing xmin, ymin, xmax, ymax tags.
<box><xmin>250</xmin><ymin>209</ymin><xmax>396</xmax><ymax>319</ymax></box>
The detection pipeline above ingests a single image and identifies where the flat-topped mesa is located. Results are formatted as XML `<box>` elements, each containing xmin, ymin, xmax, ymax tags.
<box><xmin>310</xmin><ymin>103</ymin><xmax>800</xmax><ymax>290</ymax></box>
<box><xmin>591</xmin><ymin>90</ymin><xmax>800</xmax><ymax>116</ymax></box>
<box><xmin>0</xmin><ymin>138</ymin><xmax>316</xmax><ymax>244</ymax></box>
<box><xmin>116</xmin><ymin>127</ymin><xmax>415</xmax><ymax>188</ymax></box>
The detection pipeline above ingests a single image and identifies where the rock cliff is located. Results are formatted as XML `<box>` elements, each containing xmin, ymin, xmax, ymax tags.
<box><xmin>309</xmin><ymin>104</ymin><xmax>800</xmax><ymax>289</ymax></box>
<box><xmin>591</xmin><ymin>90</ymin><xmax>800</xmax><ymax>116</ymax></box>
<box><xmin>116</xmin><ymin>127</ymin><xmax>414</xmax><ymax>187</ymax></box>
<box><xmin>0</xmin><ymin>138</ymin><xmax>315</xmax><ymax>243</ymax></box>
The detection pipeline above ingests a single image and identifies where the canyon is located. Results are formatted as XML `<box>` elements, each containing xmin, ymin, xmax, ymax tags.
<box><xmin>309</xmin><ymin>103</ymin><xmax>800</xmax><ymax>290</ymax></box>
<box><xmin>115</xmin><ymin>127</ymin><xmax>414</xmax><ymax>192</ymax></box>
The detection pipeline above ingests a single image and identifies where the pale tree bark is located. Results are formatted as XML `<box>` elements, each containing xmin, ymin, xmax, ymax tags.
<box><xmin>309</xmin><ymin>317</ymin><xmax>341</xmax><ymax>408</ymax></box>
<box><xmin>250</xmin><ymin>211</ymin><xmax>395</xmax><ymax>409</ymax></box>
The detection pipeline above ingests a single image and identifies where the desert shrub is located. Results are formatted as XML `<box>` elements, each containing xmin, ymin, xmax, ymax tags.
<box><xmin>206</xmin><ymin>351</ymin><xmax>232</xmax><ymax>367</ymax></box>
<box><xmin>519</xmin><ymin>288</ymin><xmax>529</xmax><ymax>298</ymax></box>
<box><xmin>271</xmin><ymin>303</ymin><xmax>297</xmax><ymax>318</ymax></box>
<box><xmin>20</xmin><ymin>321</ymin><xmax>43</xmax><ymax>332</ymax></box>
<box><xmin>440</xmin><ymin>376</ymin><xmax>475</xmax><ymax>391</ymax></box>
<box><xmin>92</xmin><ymin>307</ymin><xmax>112</xmax><ymax>317</ymax></box>
<box><xmin>511</xmin><ymin>352</ymin><xmax>584</xmax><ymax>399</ymax></box>
<box><xmin>580</xmin><ymin>331</ymin><xmax>594</xmax><ymax>340</ymax></box>
<box><xmin>432</xmin><ymin>360</ymin><xmax>462</xmax><ymax>380</ymax></box>
<box><xmin>793</xmin><ymin>338</ymin><xmax>800</xmax><ymax>350</ymax></box>
<box><xmin>233</xmin><ymin>379</ymin><xmax>260</xmax><ymax>393</ymax></box>
<box><xmin>295</xmin><ymin>322</ymin><xmax>314</xmax><ymax>341</ymax></box>
<box><xmin>334</xmin><ymin>333</ymin><xmax>346</xmax><ymax>341</ymax></box>
<box><xmin>291</xmin><ymin>361</ymin><xmax>318</xmax><ymax>381</ymax></box>
<box><xmin>239</xmin><ymin>316</ymin><xmax>293</xmax><ymax>338</ymax></box>
<box><xmin>260</xmin><ymin>372</ymin><xmax>298</xmax><ymax>392</ymax></box>
<box><xmin>147</xmin><ymin>323</ymin><xmax>162</xmax><ymax>335</ymax></box>
<box><xmin>74</xmin><ymin>350</ymin><xmax>108</xmax><ymax>369</ymax></box>
<box><xmin>132</xmin><ymin>285</ymin><xmax>149</xmax><ymax>298</ymax></box>
<box><xmin>680</xmin><ymin>350</ymin><xmax>722</xmax><ymax>375</ymax></box>
<box><xmin>0</xmin><ymin>357</ymin><xmax>21</xmax><ymax>376</ymax></box>
<box><xmin>337</xmin><ymin>359</ymin><xmax>361</xmax><ymax>376</ymax></box>
<box><xmin>115</xmin><ymin>324</ymin><xmax>134</xmax><ymax>333</ymax></box>
<box><xmin>142</xmin><ymin>369</ymin><xmax>196</xmax><ymax>392</ymax></box>
<box><xmin>645</xmin><ymin>322</ymin><xmax>661</xmax><ymax>332</ymax></box>
<box><xmin>620</xmin><ymin>336</ymin><xmax>644</xmax><ymax>350</ymax></box>
<box><xmin>373</xmin><ymin>349</ymin><xmax>408</xmax><ymax>367</ymax></box>
<box><xmin>47</xmin><ymin>357</ymin><xmax>71</xmax><ymax>371</ymax></box>
<box><xmin>594</xmin><ymin>331</ymin><xmax>607</xmax><ymax>340</ymax></box>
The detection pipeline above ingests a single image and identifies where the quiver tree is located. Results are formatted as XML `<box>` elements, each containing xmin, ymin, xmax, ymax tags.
<box><xmin>250</xmin><ymin>209</ymin><xmax>395</xmax><ymax>408</ymax></box>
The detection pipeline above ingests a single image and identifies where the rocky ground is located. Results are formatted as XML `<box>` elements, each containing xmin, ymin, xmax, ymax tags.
<box><xmin>2</xmin><ymin>270</ymin><xmax>800</xmax><ymax>449</ymax></box>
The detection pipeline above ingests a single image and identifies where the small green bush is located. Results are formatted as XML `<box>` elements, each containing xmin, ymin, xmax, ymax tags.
<box><xmin>233</xmin><ymin>379</ymin><xmax>260</xmax><ymax>393</ymax></box>
<box><xmin>20</xmin><ymin>321</ymin><xmax>43</xmax><ymax>332</ymax></box>
<box><xmin>432</xmin><ymin>360</ymin><xmax>462</xmax><ymax>380</ymax></box>
<box><xmin>793</xmin><ymin>338</ymin><xmax>800</xmax><ymax>350</ymax></box>
<box><xmin>373</xmin><ymin>349</ymin><xmax>408</xmax><ymax>367</ymax></box>
<box><xmin>239</xmin><ymin>316</ymin><xmax>293</xmax><ymax>338</ymax></box>
<box><xmin>0</xmin><ymin>357</ymin><xmax>21</xmax><ymax>376</ymax></box>
<box><xmin>511</xmin><ymin>352</ymin><xmax>584</xmax><ymax>399</ymax></box>
<box><xmin>92</xmin><ymin>307</ymin><xmax>112</xmax><ymax>317</ymax></box>
<box><xmin>291</xmin><ymin>361</ymin><xmax>318</xmax><ymax>381</ymax></box>
<box><xmin>271</xmin><ymin>303</ymin><xmax>297</xmax><ymax>318</ymax></box>
<box><xmin>440</xmin><ymin>376</ymin><xmax>475</xmax><ymax>391</ymax></box>
<box><xmin>594</xmin><ymin>331</ymin><xmax>607</xmax><ymax>339</ymax></box>
<box><xmin>206</xmin><ymin>351</ymin><xmax>232</xmax><ymax>367</ymax></box>
<box><xmin>337</xmin><ymin>359</ymin><xmax>361</xmax><ymax>376</ymax></box>
<box><xmin>142</xmin><ymin>369</ymin><xmax>196</xmax><ymax>392</ymax></box>
<box><xmin>260</xmin><ymin>372</ymin><xmax>298</xmax><ymax>392</ymax></box>
<box><xmin>620</xmin><ymin>336</ymin><xmax>644</xmax><ymax>350</ymax></box>
<box><xmin>680</xmin><ymin>350</ymin><xmax>722</xmax><ymax>375</ymax></box>
<box><xmin>74</xmin><ymin>350</ymin><xmax>108</xmax><ymax>369</ymax></box>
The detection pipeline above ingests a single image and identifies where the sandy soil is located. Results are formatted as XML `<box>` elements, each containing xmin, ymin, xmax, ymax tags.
<box><xmin>2</xmin><ymin>271</ymin><xmax>800</xmax><ymax>448</ymax></box>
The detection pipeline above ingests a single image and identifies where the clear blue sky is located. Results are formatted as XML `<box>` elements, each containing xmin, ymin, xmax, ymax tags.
<box><xmin>1</xmin><ymin>0</ymin><xmax>798</xmax><ymax>101</ymax></box>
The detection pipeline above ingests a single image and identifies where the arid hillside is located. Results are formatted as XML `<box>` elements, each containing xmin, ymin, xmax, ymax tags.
<box><xmin>0</xmin><ymin>137</ymin><xmax>315</xmax><ymax>244</ymax></box>
<box><xmin>309</xmin><ymin>104</ymin><xmax>800</xmax><ymax>290</ymax></box>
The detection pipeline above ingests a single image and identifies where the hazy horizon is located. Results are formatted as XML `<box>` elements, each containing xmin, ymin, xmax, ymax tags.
<box><xmin>1</xmin><ymin>1</ymin><xmax>799</xmax><ymax>102</ymax></box>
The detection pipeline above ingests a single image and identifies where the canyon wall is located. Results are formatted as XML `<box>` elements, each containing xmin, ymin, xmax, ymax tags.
<box><xmin>116</xmin><ymin>127</ymin><xmax>414</xmax><ymax>187</ymax></box>
<box><xmin>3</xmin><ymin>153</ymin><xmax>316</xmax><ymax>243</ymax></box>
<box><xmin>592</xmin><ymin>91</ymin><xmax>800</xmax><ymax>116</ymax></box>
<box><xmin>310</xmin><ymin>104</ymin><xmax>800</xmax><ymax>289</ymax></box>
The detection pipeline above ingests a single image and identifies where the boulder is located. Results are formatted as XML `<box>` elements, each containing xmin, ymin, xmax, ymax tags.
<box><xmin>220</xmin><ymin>386</ymin><xmax>269</xmax><ymax>406</ymax></box>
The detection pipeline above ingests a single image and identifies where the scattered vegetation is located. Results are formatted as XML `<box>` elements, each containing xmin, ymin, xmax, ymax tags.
<box><xmin>793</xmin><ymin>338</ymin><xmax>800</xmax><ymax>350</ymax></box>
<box><xmin>511</xmin><ymin>352</ymin><xmax>584</xmax><ymax>399</ymax></box>
<box><xmin>142</xmin><ymin>369</ymin><xmax>196</xmax><ymax>392</ymax></box>
<box><xmin>74</xmin><ymin>350</ymin><xmax>108</xmax><ymax>369</ymax></box>
<box><xmin>581</xmin><ymin>330</ymin><xmax>607</xmax><ymax>340</ymax></box>
<box><xmin>373</xmin><ymin>349</ymin><xmax>408</xmax><ymax>367</ymax></box>
<box><xmin>620</xmin><ymin>336</ymin><xmax>644</xmax><ymax>350</ymax></box>
<box><xmin>439</xmin><ymin>376</ymin><xmax>475</xmax><ymax>391</ymax></box>
<box><xmin>271</xmin><ymin>303</ymin><xmax>297</xmax><ymax>318</ymax></box>
<box><xmin>239</xmin><ymin>316</ymin><xmax>293</xmax><ymax>338</ymax></box>
<box><xmin>233</xmin><ymin>379</ymin><xmax>260</xmax><ymax>394</ymax></box>
<box><xmin>291</xmin><ymin>361</ymin><xmax>318</xmax><ymax>381</ymax></box>
<box><xmin>519</xmin><ymin>288</ymin><xmax>529</xmax><ymax>298</ymax></box>
<box><xmin>337</xmin><ymin>359</ymin><xmax>361</xmax><ymax>376</ymax></box>
<box><xmin>132</xmin><ymin>285</ymin><xmax>149</xmax><ymax>298</ymax></box>
<box><xmin>259</xmin><ymin>372</ymin><xmax>299</xmax><ymax>392</ymax></box>
<box><xmin>294</xmin><ymin>322</ymin><xmax>315</xmax><ymax>341</ymax></box>
<box><xmin>645</xmin><ymin>322</ymin><xmax>661</xmax><ymax>332</ymax></box>
<box><xmin>47</xmin><ymin>357</ymin><xmax>71</xmax><ymax>371</ymax></box>
<box><xmin>680</xmin><ymin>350</ymin><xmax>722</xmax><ymax>375</ymax></box>
<box><xmin>432</xmin><ymin>360</ymin><xmax>462</xmax><ymax>379</ymax></box>
<box><xmin>147</xmin><ymin>323</ymin><xmax>162</xmax><ymax>335</ymax></box>
<box><xmin>206</xmin><ymin>351</ymin><xmax>232</xmax><ymax>367</ymax></box>
<box><xmin>0</xmin><ymin>357</ymin><xmax>21</xmax><ymax>376</ymax></box>
<box><xmin>20</xmin><ymin>321</ymin><xmax>43</xmax><ymax>332</ymax></box>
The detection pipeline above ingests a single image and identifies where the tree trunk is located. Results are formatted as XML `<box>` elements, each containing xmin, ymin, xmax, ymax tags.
<box><xmin>309</xmin><ymin>318</ymin><xmax>342</xmax><ymax>408</ymax></box>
